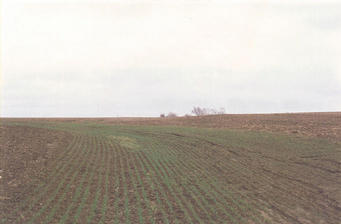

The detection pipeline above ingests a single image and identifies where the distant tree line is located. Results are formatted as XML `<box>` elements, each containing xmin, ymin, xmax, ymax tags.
<box><xmin>192</xmin><ymin>107</ymin><xmax>226</xmax><ymax>116</ymax></box>
<box><xmin>160</xmin><ymin>106</ymin><xmax>226</xmax><ymax>118</ymax></box>
<box><xmin>191</xmin><ymin>106</ymin><xmax>226</xmax><ymax>116</ymax></box>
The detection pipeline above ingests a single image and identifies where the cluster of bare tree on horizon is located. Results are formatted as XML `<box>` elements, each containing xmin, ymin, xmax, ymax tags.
<box><xmin>160</xmin><ymin>106</ymin><xmax>226</xmax><ymax>118</ymax></box>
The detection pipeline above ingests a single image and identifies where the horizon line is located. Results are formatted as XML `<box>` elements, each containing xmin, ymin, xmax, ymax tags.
<box><xmin>1</xmin><ymin>111</ymin><xmax>340</xmax><ymax>119</ymax></box>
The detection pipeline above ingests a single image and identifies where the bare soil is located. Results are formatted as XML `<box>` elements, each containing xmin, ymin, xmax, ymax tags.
<box><xmin>0</xmin><ymin>126</ymin><xmax>73</xmax><ymax>221</ymax></box>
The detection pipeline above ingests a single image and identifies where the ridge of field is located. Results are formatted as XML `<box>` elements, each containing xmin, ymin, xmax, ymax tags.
<box><xmin>4</xmin><ymin>112</ymin><xmax>341</xmax><ymax>141</ymax></box>
<box><xmin>1</xmin><ymin>114</ymin><xmax>341</xmax><ymax>223</ymax></box>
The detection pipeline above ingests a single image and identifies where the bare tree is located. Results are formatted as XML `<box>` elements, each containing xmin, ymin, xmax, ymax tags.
<box><xmin>160</xmin><ymin>113</ymin><xmax>165</xmax><ymax>118</ymax></box>
<box><xmin>192</xmin><ymin>106</ymin><xmax>226</xmax><ymax>116</ymax></box>
<box><xmin>192</xmin><ymin>107</ymin><xmax>207</xmax><ymax>116</ymax></box>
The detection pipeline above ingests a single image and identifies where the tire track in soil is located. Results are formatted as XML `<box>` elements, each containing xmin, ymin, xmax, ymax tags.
<box><xmin>177</xmin><ymin>140</ymin><xmax>275</xmax><ymax>223</ymax></box>
<box><xmin>138</xmin><ymin>141</ymin><xmax>182</xmax><ymax>224</ymax></box>
<box><xmin>154</xmin><ymin>137</ymin><xmax>240</xmax><ymax>224</ymax></box>
<box><xmin>170</xmin><ymin>138</ymin><xmax>268</xmax><ymax>206</ymax></box>
<box><xmin>171</xmin><ymin>136</ymin><xmax>314</xmax><ymax>223</ymax></box>
<box><xmin>135</xmin><ymin>152</ymin><xmax>171</xmax><ymax>224</ymax></box>
<box><xmin>147</xmin><ymin>140</ymin><xmax>215</xmax><ymax>224</ymax></box>
<box><xmin>223</xmin><ymin>146</ymin><xmax>341</xmax><ymax>217</ymax></box>
<box><xmin>192</xmin><ymin>142</ymin><xmax>340</xmax><ymax>223</ymax></box>
<box><xmin>154</xmin><ymin>136</ymin><xmax>266</xmax><ymax>224</ymax></box>
<box><xmin>155</xmin><ymin>133</ymin><xmax>258</xmax><ymax>214</ymax></box>
<box><xmin>162</xmin><ymin>159</ymin><xmax>225</xmax><ymax>224</ymax></box>
<box><xmin>138</xmin><ymin>150</ymin><xmax>200</xmax><ymax>224</ymax></box>
<box><xmin>157</xmin><ymin>158</ymin><xmax>217</xmax><ymax>224</ymax></box>
<box><xmin>142</xmin><ymin>150</ymin><xmax>201</xmax><ymax>224</ymax></box>
<box><xmin>258</xmin><ymin>166</ymin><xmax>341</xmax><ymax>220</ymax></box>
<box><xmin>172</xmin><ymin>147</ymin><xmax>252</xmax><ymax>223</ymax></box>
<box><xmin>127</xmin><ymin>139</ymin><xmax>172</xmax><ymax>224</ymax></box>
<box><xmin>192</xmin><ymin>134</ymin><xmax>341</xmax><ymax>223</ymax></box>
<box><xmin>144</xmin><ymin>138</ymin><xmax>208</xmax><ymax>224</ymax></box>
<box><xmin>167</xmin><ymin>158</ymin><xmax>245</xmax><ymax>224</ymax></box>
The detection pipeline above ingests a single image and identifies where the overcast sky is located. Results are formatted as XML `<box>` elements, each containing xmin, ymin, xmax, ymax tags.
<box><xmin>1</xmin><ymin>0</ymin><xmax>341</xmax><ymax>117</ymax></box>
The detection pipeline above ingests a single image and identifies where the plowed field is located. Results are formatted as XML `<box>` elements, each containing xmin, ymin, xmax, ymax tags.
<box><xmin>1</xmin><ymin>114</ymin><xmax>341</xmax><ymax>223</ymax></box>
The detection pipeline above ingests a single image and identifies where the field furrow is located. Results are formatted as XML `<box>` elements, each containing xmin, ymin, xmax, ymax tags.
<box><xmin>2</xmin><ymin>118</ymin><xmax>340</xmax><ymax>224</ymax></box>
<box><xmin>58</xmin><ymin>136</ymin><xmax>101</xmax><ymax>224</ymax></box>
<box><xmin>26</xmin><ymin>136</ymin><xmax>91</xmax><ymax>224</ymax></box>
<box><xmin>1</xmin><ymin>134</ymin><xmax>81</xmax><ymax>223</ymax></box>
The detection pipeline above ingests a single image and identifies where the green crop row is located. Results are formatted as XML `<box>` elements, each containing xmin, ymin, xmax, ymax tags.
<box><xmin>27</xmin><ymin>136</ymin><xmax>92</xmax><ymax>224</ymax></box>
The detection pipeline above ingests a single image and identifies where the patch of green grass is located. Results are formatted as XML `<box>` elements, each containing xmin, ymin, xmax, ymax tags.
<box><xmin>109</xmin><ymin>135</ymin><xmax>139</xmax><ymax>150</ymax></box>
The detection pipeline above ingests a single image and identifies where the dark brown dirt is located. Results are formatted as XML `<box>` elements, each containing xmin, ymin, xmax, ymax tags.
<box><xmin>0</xmin><ymin>125</ymin><xmax>73</xmax><ymax>222</ymax></box>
